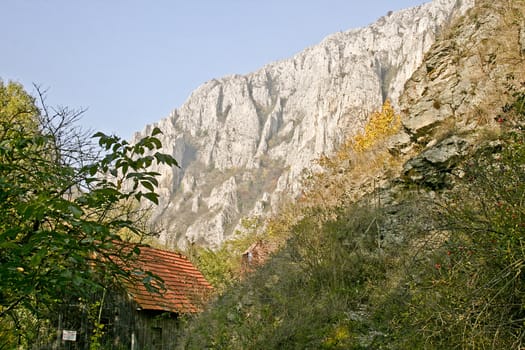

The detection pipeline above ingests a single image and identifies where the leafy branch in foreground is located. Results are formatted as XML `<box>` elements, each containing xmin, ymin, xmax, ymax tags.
<box><xmin>0</xmin><ymin>79</ymin><xmax>178</xmax><ymax>348</ymax></box>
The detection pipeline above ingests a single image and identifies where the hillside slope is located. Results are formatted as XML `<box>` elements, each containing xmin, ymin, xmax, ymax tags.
<box><xmin>177</xmin><ymin>1</ymin><xmax>525</xmax><ymax>348</ymax></box>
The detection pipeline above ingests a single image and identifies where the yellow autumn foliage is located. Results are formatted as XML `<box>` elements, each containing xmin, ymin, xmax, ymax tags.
<box><xmin>352</xmin><ymin>99</ymin><xmax>401</xmax><ymax>152</ymax></box>
<box><xmin>318</xmin><ymin>99</ymin><xmax>401</xmax><ymax>171</ymax></box>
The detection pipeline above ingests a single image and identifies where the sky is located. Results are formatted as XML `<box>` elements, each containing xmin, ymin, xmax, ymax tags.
<box><xmin>2</xmin><ymin>0</ymin><xmax>428</xmax><ymax>140</ymax></box>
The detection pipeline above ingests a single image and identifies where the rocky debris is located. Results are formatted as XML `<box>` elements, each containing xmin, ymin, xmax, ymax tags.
<box><xmin>401</xmin><ymin>0</ymin><xmax>525</xmax><ymax>143</ymax></box>
<box><xmin>402</xmin><ymin>136</ymin><xmax>470</xmax><ymax>188</ymax></box>
<box><xmin>386</xmin><ymin>130</ymin><xmax>412</xmax><ymax>155</ymax></box>
<box><xmin>132</xmin><ymin>0</ymin><xmax>474</xmax><ymax>249</ymax></box>
<box><xmin>395</xmin><ymin>0</ymin><xmax>525</xmax><ymax>193</ymax></box>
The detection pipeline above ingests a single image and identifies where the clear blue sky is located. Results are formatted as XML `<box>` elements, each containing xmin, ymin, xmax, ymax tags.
<box><xmin>3</xmin><ymin>0</ymin><xmax>428</xmax><ymax>139</ymax></box>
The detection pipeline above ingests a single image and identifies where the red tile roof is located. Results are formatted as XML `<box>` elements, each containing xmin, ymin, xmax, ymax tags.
<box><xmin>122</xmin><ymin>245</ymin><xmax>212</xmax><ymax>314</ymax></box>
<box><xmin>241</xmin><ymin>239</ymin><xmax>278</xmax><ymax>276</ymax></box>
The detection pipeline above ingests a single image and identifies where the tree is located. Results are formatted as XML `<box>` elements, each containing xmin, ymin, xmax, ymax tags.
<box><xmin>0</xmin><ymin>80</ymin><xmax>178</xmax><ymax>347</ymax></box>
<box><xmin>0</xmin><ymin>80</ymin><xmax>39</xmax><ymax>132</ymax></box>
<box><xmin>352</xmin><ymin>99</ymin><xmax>400</xmax><ymax>153</ymax></box>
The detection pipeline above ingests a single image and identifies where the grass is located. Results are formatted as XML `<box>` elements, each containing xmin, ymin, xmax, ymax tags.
<box><xmin>176</xmin><ymin>82</ymin><xmax>525</xmax><ymax>350</ymax></box>
<box><xmin>175</xmin><ymin>3</ymin><xmax>525</xmax><ymax>345</ymax></box>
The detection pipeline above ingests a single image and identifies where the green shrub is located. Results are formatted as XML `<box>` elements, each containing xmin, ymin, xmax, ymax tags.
<box><xmin>384</xmin><ymin>111</ymin><xmax>525</xmax><ymax>348</ymax></box>
<box><xmin>177</xmin><ymin>203</ymin><xmax>391</xmax><ymax>349</ymax></box>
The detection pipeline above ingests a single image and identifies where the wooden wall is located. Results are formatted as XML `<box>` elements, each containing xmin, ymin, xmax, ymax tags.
<box><xmin>37</xmin><ymin>290</ymin><xmax>181</xmax><ymax>349</ymax></box>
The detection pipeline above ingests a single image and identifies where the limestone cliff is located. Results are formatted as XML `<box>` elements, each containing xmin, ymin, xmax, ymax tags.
<box><xmin>133</xmin><ymin>0</ymin><xmax>474</xmax><ymax>249</ymax></box>
<box><xmin>398</xmin><ymin>0</ymin><xmax>525</xmax><ymax>188</ymax></box>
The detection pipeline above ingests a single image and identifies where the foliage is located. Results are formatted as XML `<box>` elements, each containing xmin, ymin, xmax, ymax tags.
<box><xmin>176</xmin><ymin>87</ymin><xmax>525</xmax><ymax>348</ymax></box>
<box><xmin>389</xmin><ymin>97</ymin><xmax>525</xmax><ymax>348</ymax></box>
<box><xmin>88</xmin><ymin>297</ymin><xmax>106</xmax><ymax>350</ymax></box>
<box><xmin>352</xmin><ymin>99</ymin><xmax>401</xmax><ymax>153</ymax></box>
<box><xmin>186</xmin><ymin>217</ymin><xmax>264</xmax><ymax>294</ymax></box>
<box><xmin>302</xmin><ymin>100</ymin><xmax>403</xmax><ymax>210</ymax></box>
<box><xmin>177</xmin><ymin>199</ymin><xmax>391</xmax><ymax>349</ymax></box>
<box><xmin>358</xmin><ymin>88</ymin><xmax>525</xmax><ymax>349</ymax></box>
<box><xmin>319</xmin><ymin>99</ymin><xmax>401</xmax><ymax>170</ymax></box>
<box><xmin>0</xmin><ymin>80</ymin><xmax>178</xmax><ymax>348</ymax></box>
<box><xmin>0</xmin><ymin>80</ymin><xmax>39</xmax><ymax>134</ymax></box>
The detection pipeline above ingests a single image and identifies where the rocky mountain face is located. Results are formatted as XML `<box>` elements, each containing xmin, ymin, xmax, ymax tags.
<box><xmin>398</xmin><ymin>0</ymin><xmax>525</xmax><ymax>186</ymax></box>
<box><xmin>133</xmin><ymin>0</ymin><xmax>474</xmax><ymax>249</ymax></box>
<box><xmin>175</xmin><ymin>1</ymin><xmax>525</xmax><ymax>346</ymax></box>
<box><xmin>355</xmin><ymin>0</ymin><xmax>525</xmax><ymax>248</ymax></box>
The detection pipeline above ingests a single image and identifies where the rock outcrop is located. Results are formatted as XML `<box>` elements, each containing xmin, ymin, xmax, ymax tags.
<box><xmin>402</xmin><ymin>135</ymin><xmax>470</xmax><ymax>188</ymax></box>
<box><xmin>133</xmin><ymin>0</ymin><xmax>474</xmax><ymax>249</ymax></box>
<box><xmin>400</xmin><ymin>0</ymin><xmax>525</xmax><ymax>141</ymax></box>
<box><xmin>396</xmin><ymin>0</ymin><xmax>525</xmax><ymax>190</ymax></box>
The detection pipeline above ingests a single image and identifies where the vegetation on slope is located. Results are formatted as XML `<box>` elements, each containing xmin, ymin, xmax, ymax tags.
<box><xmin>178</xmin><ymin>75</ymin><xmax>525</xmax><ymax>350</ymax></box>
<box><xmin>176</xmin><ymin>98</ymin><xmax>419</xmax><ymax>349</ymax></box>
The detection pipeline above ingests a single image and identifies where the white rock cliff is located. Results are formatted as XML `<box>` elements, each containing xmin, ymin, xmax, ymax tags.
<box><xmin>133</xmin><ymin>0</ymin><xmax>474</xmax><ymax>249</ymax></box>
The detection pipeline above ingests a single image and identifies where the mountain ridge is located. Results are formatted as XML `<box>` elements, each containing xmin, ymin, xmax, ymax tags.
<box><xmin>133</xmin><ymin>0</ymin><xmax>474</xmax><ymax>249</ymax></box>
<box><xmin>177</xmin><ymin>1</ymin><xmax>525</xmax><ymax>347</ymax></box>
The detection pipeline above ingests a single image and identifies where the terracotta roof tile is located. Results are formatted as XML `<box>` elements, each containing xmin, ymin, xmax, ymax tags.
<box><xmin>119</xmin><ymin>245</ymin><xmax>212</xmax><ymax>314</ymax></box>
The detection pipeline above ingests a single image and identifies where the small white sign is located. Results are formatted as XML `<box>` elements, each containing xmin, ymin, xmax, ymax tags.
<box><xmin>62</xmin><ymin>330</ymin><xmax>77</xmax><ymax>341</ymax></box>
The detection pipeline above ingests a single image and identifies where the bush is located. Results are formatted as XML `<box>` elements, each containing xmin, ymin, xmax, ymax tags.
<box><xmin>385</xmin><ymin>103</ymin><xmax>525</xmax><ymax>348</ymax></box>
<box><xmin>177</xmin><ymin>201</ymin><xmax>393</xmax><ymax>349</ymax></box>
<box><xmin>177</xmin><ymin>89</ymin><xmax>525</xmax><ymax>350</ymax></box>
<box><xmin>352</xmin><ymin>99</ymin><xmax>401</xmax><ymax>153</ymax></box>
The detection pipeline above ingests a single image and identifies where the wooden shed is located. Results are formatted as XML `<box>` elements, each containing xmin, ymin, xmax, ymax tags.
<box><xmin>121</xmin><ymin>245</ymin><xmax>213</xmax><ymax>349</ymax></box>
<box><xmin>241</xmin><ymin>239</ymin><xmax>276</xmax><ymax>276</ymax></box>
<box><xmin>51</xmin><ymin>245</ymin><xmax>212</xmax><ymax>350</ymax></box>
